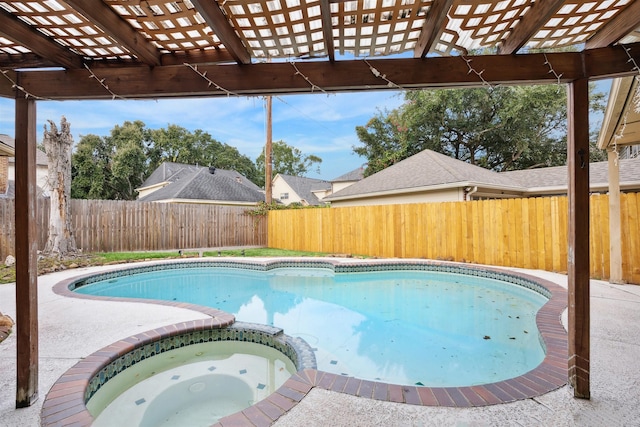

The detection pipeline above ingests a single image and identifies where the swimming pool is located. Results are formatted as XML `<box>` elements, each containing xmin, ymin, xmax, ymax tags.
<box><xmin>72</xmin><ymin>260</ymin><xmax>550</xmax><ymax>388</ymax></box>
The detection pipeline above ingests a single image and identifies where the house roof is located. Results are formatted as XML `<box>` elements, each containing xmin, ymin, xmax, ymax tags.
<box><xmin>138</xmin><ymin>162</ymin><xmax>263</xmax><ymax>203</ymax></box>
<box><xmin>276</xmin><ymin>174</ymin><xmax>330</xmax><ymax>206</ymax></box>
<box><xmin>0</xmin><ymin>139</ymin><xmax>14</xmax><ymax>157</ymax></box>
<box><xmin>0</xmin><ymin>181</ymin><xmax>47</xmax><ymax>199</ymax></box>
<box><xmin>0</xmin><ymin>134</ymin><xmax>47</xmax><ymax>165</ymax></box>
<box><xmin>0</xmin><ymin>181</ymin><xmax>14</xmax><ymax>199</ymax></box>
<box><xmin>597</xmin><ymin>77</ymin><xmax>640</xmax><ymax>150</ymax></box>
<box><xmin>331</xmin><ymin>166</ymin><xmax>365</xmax><ymax>183</ymax></box>
<box><xmin>325</xmin><ymin>149</ymin><xmax>523</xmax><ymax>200</ymax></box>
<box><xmin>502</xmin><ymin>156</ymin><xmax>640</xmax><ymax>190</ymax></box>
<box><xmin>326</xmin><ymin>150</ymin><xmax>640</xmax><ymax>202</ymax></box>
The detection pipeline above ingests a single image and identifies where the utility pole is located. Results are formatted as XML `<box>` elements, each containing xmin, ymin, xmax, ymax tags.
<box><xmin>265</xmin><ymin>95</ymin><xmax>273</xmax><ymax>203</ymax></box>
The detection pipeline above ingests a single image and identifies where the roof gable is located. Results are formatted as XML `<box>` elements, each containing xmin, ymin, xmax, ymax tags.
<box><xmin>276</xmin><ymin>174</ymin><xmax>330</xmax><ymax>205</ymax></box>
<box><xmin>331</xmin><ymin>166</ymin><xmax>365</xmax><ymax>183</ymax></box>
<box><xmin>327</xmin><ymin>150</ymin><xmax>521</xmax><ymax>199</ymax></box>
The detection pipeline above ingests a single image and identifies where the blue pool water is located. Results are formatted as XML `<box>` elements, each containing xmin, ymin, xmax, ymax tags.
<box><xmin>76</xmin><ymin>266</ymin><xmax>548</xmax><ymax>387</ymax></box>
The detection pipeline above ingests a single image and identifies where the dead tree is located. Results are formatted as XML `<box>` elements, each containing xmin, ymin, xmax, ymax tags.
<box><xmin>43</xmin><ymin>117</ymin><xmax>77</xmax><ymax>257</ymax></box>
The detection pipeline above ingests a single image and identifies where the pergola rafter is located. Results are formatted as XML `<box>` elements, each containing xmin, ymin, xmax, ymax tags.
<box><xmin>0</xmin><ymin>8</ymin><xmax>83</xmax><ymax>69</ymax></box>
<box><xmin>497</xmin><ymin>0</ymin><xmax>566</xmax><ymax>54</ymax></box>
<box><xmin>413</xmin><ymin>0</ymin><xmax>454</xmax><ymax>58</ymax></box>
<box><xmin>65</xmin><ymin>0</ymin><xmax>162</xmax><ymax>66</ymax></box>
<box><xmin>586</xmin><ymin>1</ymin><xmax>640</xmax><ymax>49</ymax></box>
<box><xmin>190</xmin><ymin>0</ymin><xmax>251</xmax><ymax>65</ymax></box>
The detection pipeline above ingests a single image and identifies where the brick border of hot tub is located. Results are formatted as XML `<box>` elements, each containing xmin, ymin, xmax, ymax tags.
<box><xmin>45</xmin><ymin>258</ymin><xmax>568</xmax><ymax>427</ymax></box>
<box><xmin>40</xmin><ymin>319</ymin><xmax>316</xmax><ymax>426</ymax></box>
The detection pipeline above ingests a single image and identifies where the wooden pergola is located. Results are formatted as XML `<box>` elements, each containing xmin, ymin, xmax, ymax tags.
<box><xmin>2</xmin><ymin>0</ymin><xmax>639</xmax><ymax>408</ymax></box>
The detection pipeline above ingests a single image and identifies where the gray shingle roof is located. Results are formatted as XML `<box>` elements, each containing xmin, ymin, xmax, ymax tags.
<box><xmin>501</xmin><ymin>156</ymin><xmax>640</xmax><ymax>188</ymax></box>
<box><xmin>139</xmin><ymin>163</ymin><xmax>263</xmax><ymax>203</ymax></box>
<box><xmin>331</xmin><ymin>166</ymin><xmax>365</xmax><ymax>182</ymax></box>
<box><xmin>277</xmin><ymin>174</ymin><xmax>330</xmax><ymax>205</ymax></box>
<box><xmin>1</xmin><ymin>134</ymin><xmax>48</xmax><ymax>165</ymax></box>
<box><xmin>326</xmin><ymin>149</ymin><xmax>522</xmax><ymax>200</ymax></box>
<box><xmin>0</xmin><ymin>181</ymin><xmax>47</xmax><ymax>199</ymax></box>
<box><xmin>326</xmin><ymin>150</ymin><xmax>640</xmax><ymax>202</ymax></box>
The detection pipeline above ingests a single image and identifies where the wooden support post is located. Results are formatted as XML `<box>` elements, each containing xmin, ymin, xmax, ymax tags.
<box><xmin>567</xmin><ymin>78</ymin><xmax>590</xmax><ymax>399</ymax></box>
<box><xmin>265</xmin><ymin>95</ymin><xmax>273</xmax><ymax>204</ymax></box>
<box><xmin>607</xmin><ymin>148</ymin><xmax>623</xmax><ymax>284</ymax></box>
<box><xmin>14</xmin><ymin>95</ymin><xmax>39</xmax><ymax>408</ymax></box>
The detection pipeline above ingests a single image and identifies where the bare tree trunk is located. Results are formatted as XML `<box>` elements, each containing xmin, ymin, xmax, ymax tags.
<box><xmin>43</xmin><ymin>117</ymin><xmax>77</xmax><ymax>257</ymax></box>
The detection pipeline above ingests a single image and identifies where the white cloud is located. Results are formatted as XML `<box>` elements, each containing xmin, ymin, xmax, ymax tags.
<box><xmin>0</xmin><ymin>90</ymin><xmax>403</xmax><ymax>179</ymax></box>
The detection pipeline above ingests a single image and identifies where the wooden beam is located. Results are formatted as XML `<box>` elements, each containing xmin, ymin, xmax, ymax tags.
<box><xmin>11</xmin><ymin>51</ymin><xmax>585</xmax><ymax>99</ymax></box>
<box><xmin>567</xmin><ymin>77</ymin><xmax>590</xmax><ymax>399</ymax></box>
<box><xmin>14</xmin><ymin>93</ymin><xmax>39</xmax><ymax>408</ymax></box>
<box><xmin>583</xmin><ymin>43</ymin><xmax>640</xmax><ymax>80</ymax></box>
<box><xmin>0</xmin><ymin>8</ymin><xmax>83</xmax><ymax>69</ymax></box>
<box><xmin>413</xmin><ymin>0</ymin><xmax>454</xmax><ymax>58</ymax></box>
<box><xmin>64</xmin><ymin>0</ymin><xmax>161</xmax><ymax>67</ymax></box>
<box><xmin>497</xmin><ymin>0</ymin><xmax>565</xmax><ymax>54</ymax></box>
<box><xmin>0</xmin><ymin>70</ymin><xmax>15</xmax><ymax>97</ymax></box>
<box><xmin>160</xmin><ymin>49</ymin><xmax>236</xmax><ymax>66</ymax></box>
<box><xmin>585</xmin><ymin>1</ymin><xmax>640</xmax><ymax>49</ymax></box>
<box><xmin>190</xmin><ymin>0</ymin><xmax>251</xmax><ymax>65</ymax></box>
<box><xmin>8</xmin><ymin>43</ymin><xmax>640</xmax><ymax>100</ymax></box>
<box><xmin>320</xmin><ymin>0</ymin><xmax>335</xmax><ymax>61</ymax></box>
<box><xmin>0</xmin><ymin>54</ymin><xmax>62</xmax><ymax>70</ymax></box>
<box><xmin>607</xmin><ymin>149</ymin><xmax>623</xmax><ymax>284</ymax></box>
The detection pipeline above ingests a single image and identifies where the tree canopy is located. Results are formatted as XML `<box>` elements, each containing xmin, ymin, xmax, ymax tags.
<box><xmin>71</xmin><ymin>121</ymin><xmax>259</xmax><ymax>200</ymax></box>
<box><xmin>255</xmin><ymin>140</ymin><xmax>322</xmax><ymax>188</ymax></box>
<box><xmin>354</xmin><ymin>85</ymin><xmax>606</xmax><ymax>176</ymax></box>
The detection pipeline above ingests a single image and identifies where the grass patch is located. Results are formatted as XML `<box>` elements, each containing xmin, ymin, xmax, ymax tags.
<box><xmin>0</xmin><ymin>248</ymin><xmax>356</xmax><ymax>284</ymax></box>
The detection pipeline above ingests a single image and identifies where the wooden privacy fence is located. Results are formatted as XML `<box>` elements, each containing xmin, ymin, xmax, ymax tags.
<box><xmin>268</xmin><ymin>194</ymin><xmax>640</xmax><ymax>284</ymax></box>
<box><xmin>0</xmin><ymin>199</ymin><xmax>266</xmax><ymax>258</ymax></box>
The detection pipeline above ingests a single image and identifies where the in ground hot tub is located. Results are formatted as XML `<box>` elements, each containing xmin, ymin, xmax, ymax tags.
<box><xmin>50</xmin><ymin>321</ymin><xmax>316</xmax><ymax>427</ymax></box>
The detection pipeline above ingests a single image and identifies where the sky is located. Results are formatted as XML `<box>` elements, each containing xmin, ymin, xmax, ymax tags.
<box><xmin>0</xmin><ymin>79</ymin><xmax>613</xmax><ymax>182</ymax></box>
<box><xmin>0</xmin><ymin>91</ymin><xmax>406</xmax><ymax>181</ymax></box>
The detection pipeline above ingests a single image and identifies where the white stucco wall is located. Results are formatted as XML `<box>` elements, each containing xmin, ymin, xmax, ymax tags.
<box><xmin>331</xmin><ymin>180</ymin><xmax>357</xmax><ymax>193</ymax></box>
<box><xmin>329</xmin><ymin>188</ymin><xmax>464</xmax><ymax>207</ymax></box>
<box><xmin>272</xmin><ymin>176</ymin><xmax>304</xmax><ymax>205</ymax></box>
<box><xmin>8</xmin><ymin>164</ymin><xmax>50</xmax><ymax>193</ymax></box>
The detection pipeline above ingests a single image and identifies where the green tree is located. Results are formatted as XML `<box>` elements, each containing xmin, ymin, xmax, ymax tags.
<box><xmin>355</xmin><ymin>84</ymin><xmax>606</xmax><ymax>176</ymax></box>
<box><xmin>147</xmin><ymin>126</ymin><xmax>259</xmax><ymax>184</ymax></box>
<box><xmin>72</xmin><ymin>121</ymin><xmax>262</xmax><ymax>199</ymax></box>
<box><xmin>106</xmin><ymin>120</ymin><xmax>149</xmax><ymax>199</ymax></box>
<box><xmin>71</xmin><ymin>134</ymin><xmax>113</xmax><ymax>199</ymax></box>
<box><xmin>255</xmin><ymin>140</ymin><xmax>322</xmax><ymax>188</ymax></box>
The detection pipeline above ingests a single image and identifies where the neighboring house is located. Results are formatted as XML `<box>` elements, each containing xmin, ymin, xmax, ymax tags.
<box><xmin>137</xmin><ymin>162</ymin><xmax>264</xmax><ymax>206</ymax></box>
<box><xmin>324</xmin><ymin>149</ymin><xmax>640</xmax><ymax>207</ymax></box>
<box><xmin>330</xmin><ymin>166</ymin><xmax>365</xmax><ymax>194</ymax></box>
<box><xmin>0</xmin><ymin>139</ymin><xmax>14</xmax><ymax>197</ymax></box>
<box><xmin>272</xmin><ymin>174</ymin><xmax>330</xmax><ymax>206</ymax></box>
<box><xmin>0</xmin><ymin>134</ymin><xmax>48</xmax><ymax>198</ymax></box>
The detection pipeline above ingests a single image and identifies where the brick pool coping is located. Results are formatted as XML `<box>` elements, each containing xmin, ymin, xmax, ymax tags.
<box><xmin>43</xmin><ymin>259</ymin><xmax>568</xmax><ymax>427</ymax></box>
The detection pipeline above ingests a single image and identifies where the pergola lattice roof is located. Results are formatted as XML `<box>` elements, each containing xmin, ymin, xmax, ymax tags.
<box><xmin>0</xmin><ymin>0</ymin><xmax>639</xmax><ymax>101</ymax></box>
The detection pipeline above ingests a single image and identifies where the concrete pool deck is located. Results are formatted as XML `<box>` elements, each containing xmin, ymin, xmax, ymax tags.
<box><xmin>0</xmin><ymin>259</ymin><xmax>639</xmax><ymax>426</ymax></box>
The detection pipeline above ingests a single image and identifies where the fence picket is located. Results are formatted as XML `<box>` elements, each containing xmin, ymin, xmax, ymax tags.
<box><xmin>267</xmin><ymin>195</ymin><xmax>639</xmax><ymax>284</ymax></box>
<box><xmin>0</xmin><ymin>199</ymin><xmax>265</xmax><ymax>257</ymax></box>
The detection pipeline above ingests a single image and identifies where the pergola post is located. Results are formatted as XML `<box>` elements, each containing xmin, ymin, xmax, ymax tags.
<box><xmin>607</xmin><ymin>148</ymin><xmax>623</xmax><ymax>284</ymax></box>
<box><xmin>14</xmin><ymin>94</ymin><xmax>39</xmax><ymax>408</ymax></box>
<box><xmin>567</xmin><ymin>77</ymin><xmax>590</xmax><ymax>399</ymax></box>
